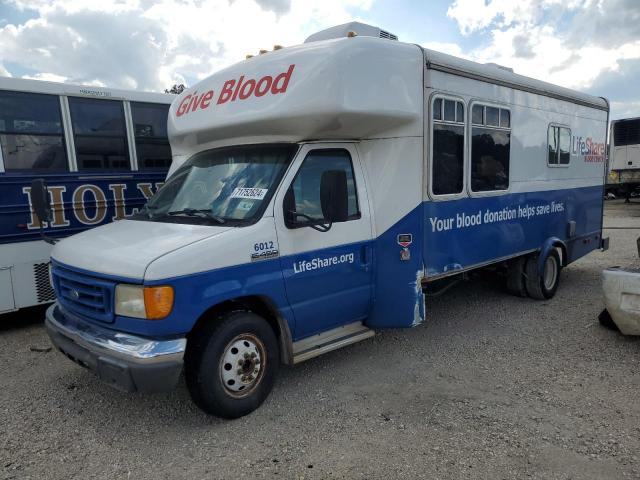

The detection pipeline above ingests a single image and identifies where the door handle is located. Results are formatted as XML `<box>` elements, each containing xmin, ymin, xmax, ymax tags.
<box><xmin>360</xmin><ymin>245</ymin><xmax>372</xmax><ymax>270</ymax></box>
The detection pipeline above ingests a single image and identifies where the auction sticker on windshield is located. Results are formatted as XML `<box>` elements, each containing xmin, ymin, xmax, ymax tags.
<box><xmin>231</xmin><ymin>187</ymin><xmax>268</xmax><ymax>200</ymax></box>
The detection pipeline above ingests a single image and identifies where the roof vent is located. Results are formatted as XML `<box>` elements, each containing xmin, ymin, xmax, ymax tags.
<box><xmin>304</xmin><ymin>22</ymin><xmax>398</xmax><ymax>43</ymax></box>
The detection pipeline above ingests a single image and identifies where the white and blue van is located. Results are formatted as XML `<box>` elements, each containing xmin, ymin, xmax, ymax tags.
<box><xmin>40</xmin><ymin>23</ymin><xmax>609</xmax><ymax>418</ymax></box>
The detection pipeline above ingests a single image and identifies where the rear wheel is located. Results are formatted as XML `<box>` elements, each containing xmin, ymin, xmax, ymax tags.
<box><xmin>525</xmin><ymin>250</ymin><xmax>561</xmax><ymax>300</ymax></box>
<box><xmin>185</xmin><ymin>311</ymin><xmax>279</xmax><ymax>418</ymax></box>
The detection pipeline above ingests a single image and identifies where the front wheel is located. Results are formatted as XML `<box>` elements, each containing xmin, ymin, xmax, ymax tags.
<box><xmin>525</xmin><ymin>250</ymin><xmax>561</xmax><ymax>300</ymax></box>
<box><xmin>185</xmin><ymin>311</ymin><xmax>279</xmax><ymax>418</ymax></box>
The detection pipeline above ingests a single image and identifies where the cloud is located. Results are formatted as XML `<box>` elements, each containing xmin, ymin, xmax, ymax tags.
<box><xmin>0</xmin><ymin>0</ymin><xmax>372</xmax><ymax>91</ymax></box>
<box><xmin>422</xmin><ymin>41</ymin><xmax>468</xmax><ymax>59</ymax></box>
<box><xmin>586</xmin><ymin>58</ymin><xmax>640</xmax><ymax>119</ymax></box>
<box><xmin>254</xmin><ymin>0</ymin><xmax>291</xmax><ymax>15</ymax></box>
<box><xmin>445</xmin><ymin>0</ymin><xmax>640</xmax><ymax>118</ymax></box>
<box><xmin>566</xmin><ymin>0</ymin><xmax>640</xmax><ymax>49</ymax></box>
<box><xmin>511</xmin><ymin>33</ymin><xmax>534</xmax><ymax>59</ymax></box>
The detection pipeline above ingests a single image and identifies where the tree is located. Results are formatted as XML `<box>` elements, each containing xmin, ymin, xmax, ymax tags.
<box><xmin>165</xmin><ymin>84</ymin><xmax>185</xmax><ymax>94</ymax></box>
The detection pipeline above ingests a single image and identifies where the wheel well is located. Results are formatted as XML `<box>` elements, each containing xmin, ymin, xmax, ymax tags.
<box><xmin>187</xmin><ymin>296</ymin><xmax>294</xmax><ymax>365</ymax></box>
<box><xmin>553</xmin><ymin>242</ymin><xmax>567</xmax><ymax>267</ymax></box>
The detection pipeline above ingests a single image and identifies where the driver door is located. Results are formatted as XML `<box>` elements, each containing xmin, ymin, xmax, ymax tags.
<box><xmin>274</xmin><ymin>143</ymin><xmax>374</xmax><ymax>339</ymax></box>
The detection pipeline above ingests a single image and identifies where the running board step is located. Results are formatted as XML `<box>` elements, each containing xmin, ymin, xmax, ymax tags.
<box><xmin>292</xmin><ymin>322</ymin><xmax>375</xmax><ymax>364</ymax></box>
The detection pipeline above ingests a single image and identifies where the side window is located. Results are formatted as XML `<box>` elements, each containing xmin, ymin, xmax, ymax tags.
<box><xmin>286</xmin><ymin>149</ymin><xmax>359</xmax><ymax>227</ymax></box>
<box><xmin>431</xmin><ymin>97</ymin><xmax>465</xmax><ymax>196</ymax></box>
<box><xmin>131</xmin><ymin>102</ymin><xmax>171</xmax><ymax>169</ymax></box>
<box><xmin>68</xmin><ymin>97</ymin><xmax>130</xmax><ymax>171</ymax></box>
<box><xmin>471</xmin><ymin>104</ymin><xmax>511</xmax><ymax>192</ymax></box>
<box><xmin>548</xmin><ymin>125</ymin><xmax>571</xmax><ymax>166</ymax></box>
<box><xmin>0</xmin><ymin>90</ymin><xmax>68</xmax><ymax>171</ymax></box>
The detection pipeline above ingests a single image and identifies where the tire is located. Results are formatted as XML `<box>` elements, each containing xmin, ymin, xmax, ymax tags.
<box><xmin>506</xmin><ymin>257</ymin><xmax>527</xmax><ymax>297</ymax></box>
<box><xmin>525</xmin><ymin>249</ymin><xmax>561</xmax><ymax>300</ymax></box>
<box><xmin>598</xmin><ymin>308</ymin><xmax>620</xmax><ymax>331</ymax></box>
<box><xmin>185</xmin><ymin>311</ymin><xmax>279</xmax><ymax>418</ymax></box>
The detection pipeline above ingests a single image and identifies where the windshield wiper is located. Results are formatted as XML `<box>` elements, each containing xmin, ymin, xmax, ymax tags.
<box><xmin>141</xmin><ymin>204</ymin><xmax>159</xmax><ymax>219</ymax></box>
<box><xmin>167</xmin><ymin>208</ymin><xmax>226</xmax><ymax>224</ymax></box>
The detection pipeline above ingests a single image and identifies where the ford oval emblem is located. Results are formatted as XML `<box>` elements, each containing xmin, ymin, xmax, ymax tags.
<box><xmin>69</xmin><ymin>289</ymin><xmax>80</xmax><ymax>301</ymax></box>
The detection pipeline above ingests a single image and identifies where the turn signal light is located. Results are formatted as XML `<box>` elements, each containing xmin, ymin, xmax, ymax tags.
<box><xmin>143</xmin><ymin>286</ymin><xmax>174</xmax><ymax>320</ymax></box>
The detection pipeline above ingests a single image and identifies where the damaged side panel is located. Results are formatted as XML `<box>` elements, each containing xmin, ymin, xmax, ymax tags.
<box><xmin>366</xmin><ymin>204</ymin><xmax>426</xmax><ymax>329</ymax></box>
<box><xmin>413</xmin><ymin>267</ymin><xmax>426</xmax><ymax>326</ymax></box>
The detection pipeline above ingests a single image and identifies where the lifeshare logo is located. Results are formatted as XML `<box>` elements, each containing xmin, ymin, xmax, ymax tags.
<box><xmin>293</xmin><ymin>253</ymin><xmax>355</xmax><ymax>274</ymax></box>
<box><xmin>572</xmin><ymin>136</ymin><xmax>605</xmax><ymax>163</ymax></box>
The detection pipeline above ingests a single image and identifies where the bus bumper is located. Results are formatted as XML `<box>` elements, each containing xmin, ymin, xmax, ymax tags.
<box><xmin>45</xmin><ymin>303</ymin><xmax>185</xmax><ymax>393</ymax></box>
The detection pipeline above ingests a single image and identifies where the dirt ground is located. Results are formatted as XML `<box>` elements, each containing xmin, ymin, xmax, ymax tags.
<box><xmin>1</xmin><ymin>199</ymin><xmax>640</xmax><ymax>480</ymax></box>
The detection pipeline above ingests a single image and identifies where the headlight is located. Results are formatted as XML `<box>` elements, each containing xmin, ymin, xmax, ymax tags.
<box><xmin>114</xmin><ymin>284</ymin><xmax>174</xmax><ymax>320</ymax></box>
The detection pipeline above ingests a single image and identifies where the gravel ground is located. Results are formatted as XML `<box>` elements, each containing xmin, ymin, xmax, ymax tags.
<box><xmin>2</xmin><ymin>200</ymin><xmax>640</xmax><ymax>480</ymax></box>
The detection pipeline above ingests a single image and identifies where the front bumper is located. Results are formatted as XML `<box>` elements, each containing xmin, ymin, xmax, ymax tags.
<box><xmin>45</xmin><ymin>303</ymin><xmax>186</xmax><ymax>393</ymax></box>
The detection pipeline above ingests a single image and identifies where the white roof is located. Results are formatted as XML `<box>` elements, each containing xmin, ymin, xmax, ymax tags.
<box><xmin>0</xmin><ymin>76</ymin><xmax>172</xmax><ymax>104</ymax></box>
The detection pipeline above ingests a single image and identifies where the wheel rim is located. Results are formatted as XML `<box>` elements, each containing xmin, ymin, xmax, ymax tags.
<box><xmin>219</xmin><ymin>333</ymin><xmax>266</xmax><ymax>398</ymax></box>
<box><xmin>543</xmin><ymin>256</ymin><xmax>558</xmax><ymax>290</ymax></box>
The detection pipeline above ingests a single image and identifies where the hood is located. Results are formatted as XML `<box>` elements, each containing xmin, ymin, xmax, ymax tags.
<box><xmin>51</xmin><ymin>219</ymin><xmax>232</xmax><ymax>280</ymax></box>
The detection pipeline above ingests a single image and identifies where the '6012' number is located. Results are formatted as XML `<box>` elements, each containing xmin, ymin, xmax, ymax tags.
<box><xmin>254</xmin><ymin>241</ymin><xmax>275</xmax><ymax>252</ymax></box>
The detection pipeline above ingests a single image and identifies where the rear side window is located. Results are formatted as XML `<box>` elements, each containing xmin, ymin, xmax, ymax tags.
<box><xmin>287</xmin><ymin>149</ymin><xmax>359</xmax><ymax>224</ymax></box>
<box><xmin>548</xmin><ymin>125</ymin><xmax>571</xmax><ymax>166</ymax></box>
<box><xmin>69</xmin><ymin>97</ymin><xmax>130</xmax><ymax>171</ymax></box>
<box><xmin>0</xmin><ymin>90</ymin><xmax>68</xmax><ymax>171</ymax></box>
<box><xmin>470</xmin><ymin>104</ymin><xmax>511</xmax><ymax>192</ymax></box>
<box><xmin>431</xmin><ymin>96</ymin><xmax>465</xmax><ymax>196</ymax></box>
<box><xmin>131</xmin><ymin>102</ymin><xmax>171</xmax><ymax>169</ymax></box>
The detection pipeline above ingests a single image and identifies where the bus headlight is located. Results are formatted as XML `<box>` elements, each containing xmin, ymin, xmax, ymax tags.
<box><xmin>114</xmin><ymin>284</ymin><xmax>174</xmax><ymax>320</ymax></box>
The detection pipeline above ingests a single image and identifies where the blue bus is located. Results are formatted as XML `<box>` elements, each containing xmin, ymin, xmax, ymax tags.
<box><xmin>0</xmin><ymin>77</ymin><xmax>173</xmax><ymax>314</ymax></box>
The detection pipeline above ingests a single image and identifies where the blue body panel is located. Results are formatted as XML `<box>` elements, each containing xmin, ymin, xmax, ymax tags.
<box><xmin>0</xmin><ymin>170</ymin><xmax>166</xmax><ymax>244</ymax></box>
<box><xmin>423</xmin><ymin>185</ymin><xmax>603</xmax><ymax>277</ymax></box>
<box><xmin>279</xmin><ymin>241</ymin><xmax>373</xmax><ymax>339</ymax></box>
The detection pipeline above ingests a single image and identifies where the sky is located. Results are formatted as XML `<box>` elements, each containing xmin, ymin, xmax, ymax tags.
<box><xmin>0</xmin><ymin>0</ymin><xmax>638</xmax><ymax>120</ymax></box>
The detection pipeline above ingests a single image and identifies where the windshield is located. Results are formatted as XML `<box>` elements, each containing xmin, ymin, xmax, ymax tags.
<box><xmin>133</xmin><ymin>144</ymin><xmax>297</xmax><ymax>226</ymax></box>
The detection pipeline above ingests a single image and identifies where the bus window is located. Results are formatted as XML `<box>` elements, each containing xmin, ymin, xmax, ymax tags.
<box><xmin>0</xmin><ymin>90</ymin><xmax>68</xmax><ymax>171</ymax></box>
<box><xmin>131</xmin><ymin>102</ymin><xmax>172</xmax><ymax>169</ymax></box>
<box><xmin>68</xmin><ymin>97</ymin><xmax>130</xmax><ymax>171</ymax></box>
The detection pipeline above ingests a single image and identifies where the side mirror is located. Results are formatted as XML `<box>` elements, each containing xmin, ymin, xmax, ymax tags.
<box><xmin>31</xmin><ymin>178</ymin><xmax>52</xmax><ymax>224</ymax></box>
<box><xmin>320</xmin><ymin>169</ymin><xmax>349</xmax><ymax>223</ymax></box>
<box><xmin>283</xmin><ymin>188</ymin><xmax>296</xmax><ymax>228</ymax></box>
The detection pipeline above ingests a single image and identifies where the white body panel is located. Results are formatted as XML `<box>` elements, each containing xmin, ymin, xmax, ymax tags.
<box><xmin>425</xmin><ymin>68</ymin><xmax>608</xmax><ymax>198</ymax></box>
<box><xmin>52</xmin><ymin>220</ymin><xmax>232</xmax><ymax>280</ymax></box>
<box><xmin>0</xmin><ymin>241</ymin><xmax>55</xmax><ymax>312</ymax></box>
<box><xmin>0</xmin><ymin>76</ymin><xmax>169</xmax><ymax>103</ymax></box>
<box><xmin>603</xmin><ymin>267</ymin><xmax>640</xmax><ymax>335</ymax></box>
<box><xmin>611</xmin><ymin>145</ymin><xmax>640</xmax><ymax>171</ymax></box>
